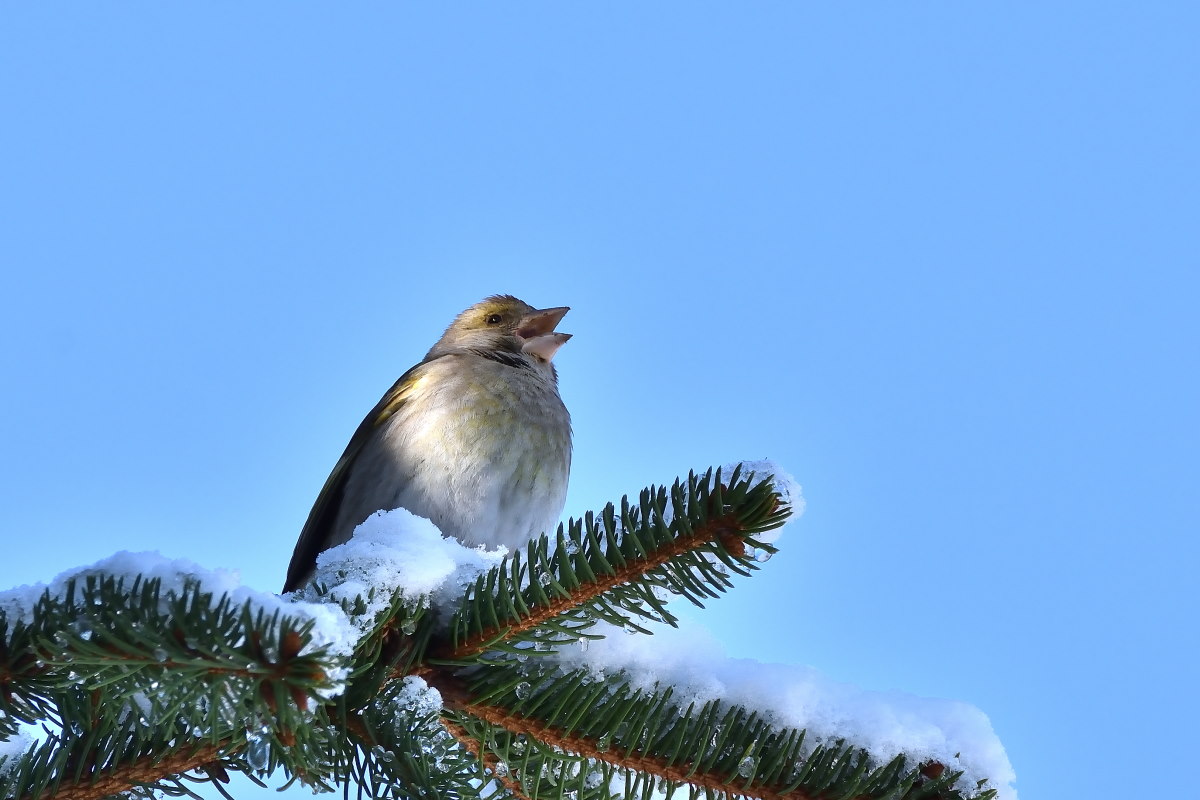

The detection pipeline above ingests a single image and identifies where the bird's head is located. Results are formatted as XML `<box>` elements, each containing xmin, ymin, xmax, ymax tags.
<box><xmin>429</xmin><ymin>295</ymin><xmax>572</xmax><ymax>364</ymax></box>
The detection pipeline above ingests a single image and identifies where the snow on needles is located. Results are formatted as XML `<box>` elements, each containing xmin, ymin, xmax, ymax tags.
<box><xmin>0</xmin><ymin>552</ymin><xmax>357</xmax><ymax>696</ymax></box>
<box><xmin>555</xmin><ymin>620</ymin><xmax>1016</xmax><ymax>800</ymax></box>
<box><xmin>296</xmin><ymin>508</ymin><xmax>506</xmax><ymax>632</ymax></box>
<box><xmin>0</xmin><ymin>461</ymin><xmax>1013</xmax><ymax>799</ymax></box>
<box><xmin>725</xmin><ymin>459</ymin><xmax>805</xmax><ymax>545</ymax></box>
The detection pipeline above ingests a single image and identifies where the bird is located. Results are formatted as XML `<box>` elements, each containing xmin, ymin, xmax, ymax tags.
<box><xmin>283</xmin><ymin>295</ymin><xmax>573</xmax><ymax>592</ymax></box>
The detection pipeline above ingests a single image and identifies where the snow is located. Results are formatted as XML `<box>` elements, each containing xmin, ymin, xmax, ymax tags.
<box><xmin>392</xmin><ymin>675</ymin><xmax>443</xmax><ymax>717</ymax></box>
<box><xmin>0</xmin><ymin>552</ymin><xmax>358</xmax><ymax>696</ymax></box>
<box><xmin>554</xmin><ymin>620</ymin><xmax>1016</xmax><ymax>800</ymax></box>
<box><xmin>292</xmin><ymin>508</ymin><xmax>507</xmax><ymax>630</ymax></box>
<box><xmin>725</xmin><ymin>459</ymin><xmax>804</xmax><ymax>546</ymax></box>
<box><xmin>0</xmin><ymin>461</ymin><xmax>1013</xmax><ymax>799</ymax></box>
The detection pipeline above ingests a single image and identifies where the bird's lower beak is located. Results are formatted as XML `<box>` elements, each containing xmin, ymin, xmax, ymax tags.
<box><xmin>518</xmin><ymin>306</ymin><xmax>572</xmax><ymax>362</ymax></box>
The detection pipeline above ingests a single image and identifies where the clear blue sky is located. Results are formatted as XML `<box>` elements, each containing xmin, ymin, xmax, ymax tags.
<box><xmin>2</xmin><ymin>5</ymin><xmax>1197</xmax><ymax>799</ymax></box>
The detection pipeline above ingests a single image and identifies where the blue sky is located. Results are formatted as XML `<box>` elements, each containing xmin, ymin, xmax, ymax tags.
<box><xmin>2</xmin><ymin>4</ymin><xmax>1197</xmax><ymax>798</ymax></box>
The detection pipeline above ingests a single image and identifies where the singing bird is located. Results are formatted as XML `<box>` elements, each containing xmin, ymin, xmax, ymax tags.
<box><xmin>284</xmin><ymin>295</ymin><xmax>573</xmax><ymax>592</ymax></box>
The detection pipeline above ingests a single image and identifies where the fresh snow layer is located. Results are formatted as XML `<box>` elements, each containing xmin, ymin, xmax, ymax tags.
<box><xmin>0</xmin><ymin>552</ymin><xmax>358</xmax><ymax>695</ymax></box>
<box><xmin>295</xmin><ymin>507</ymin><xmax>507</xmax><ymax>629</ymax></box>
<box><xmin>555</xmin><ymin>620</ymin><xmax>1016</xmax><ymax>800</ymax></box>
<box><xmin>0</xmin><ymin>462</ymin><xmax>1011</xmax><ymax>799</ymax></box>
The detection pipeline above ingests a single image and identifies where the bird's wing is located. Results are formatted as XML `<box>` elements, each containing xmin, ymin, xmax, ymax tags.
<box><xmin>282</xmin><ymin>362</ymin><xmax>425</xmax><ymax>592</ymax></box>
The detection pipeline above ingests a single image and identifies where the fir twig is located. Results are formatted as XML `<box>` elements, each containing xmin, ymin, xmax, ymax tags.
<box><xmin>443</xmin><ymin>512</ymin><xmax>748</xmax><ymax>662</ymax></box>
<box><xmin>440</xmin><ymin>466</ymin><xmax>791</xmax><ymax>666</ymax></box>
<box><xmin>439</xmin><ymin>719</ymin><xmax>531</xmax><ymax>800</ymax></box>
<box><xmin>13</xmin><ymin>744</ymin><xmax>227</xmax><ymax>800</ymax></box>
<box><xmin>0</xmin><ymin>467</ymin><xmax>1000</xmax><ymax>800</ymax></box>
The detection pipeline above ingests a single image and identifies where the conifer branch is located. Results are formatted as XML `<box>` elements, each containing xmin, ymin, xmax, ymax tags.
<box><xmin>448</xmin><ymin>697</ymin><xmax>960</xmax><ymax>800</ymax></box>
<box><xmin>441</xmin><ymin>467</ymin><xmax>790</xmax><ymax>667</ymax></box>
<box><xmin>447</xmin><ymin>649</ymin><xmax>988</xmax><ymax>800</ymax></box>
<box><xmin>451</xmin><ymin>700</ymin><xmax>822</xmax><ymax>800</ymax></box>
<box><xmin>0</xmin><ymin>467</ymin><xmax>1004</xmax><ymax>800</ymax></box>
<box><xmin>16</xmin><ymin>745</ymin><xmax>225</xmax><ymax>800</ymax></box>
<box><xmin>441</xmin><ymin>513</ymin><xmax>749</xmax><ymax>662</ymax></box>
<box><xmin>439</xmin><ymin>719</ymin><xmax>531</xmax><ymax>800</ymax></box>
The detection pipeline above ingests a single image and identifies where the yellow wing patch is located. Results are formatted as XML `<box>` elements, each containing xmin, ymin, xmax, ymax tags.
<box><xmin>373</xmin><ymin>371</ymin><xmax>426</xmax><ymax>427</ymax></box>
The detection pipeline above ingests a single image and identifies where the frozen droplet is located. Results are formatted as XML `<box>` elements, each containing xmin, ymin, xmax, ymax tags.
<box><xmin>514</xmin><ymin>681</ymin><xmax>532</xmax><ymax>700</ymax></box>
<box><xmin>623</xmin><ymin>623</ymin><xmax>638</xmax><ymax>635</ymax></box>
<box><xmin>564</xmin><ymin>539</ymin><xmax>580</xmax><ymax>555</ymax></box>
<box><xmin>577</xmin><ymin>636</ymin><xmax>589</xmax><ymax>652</ymax></box>
<box><xmin>400</xmin><ymin>619</ymin><xmax>417</xmax><ymax>635</ymax></box>
<box><xmin>244</xmin><ymin>729</ymin><xmax>270</xmax><ymax>771</ymax></box>
<box><xmin>516</xmin><ymin>652</ymin><xmax>529</xmax><ymax>663</ymax></box>
<box><xmin>492</xmin><ymin>761</ymin><xmax>509</xmax><ymax>778</ymax></box>
<box><xmin>538</xmin><ymin>572</ymin><xmax>552</xmax><ymax>587</ymax></box>
<box><xmin>596</xmin><ymin>734</ymin><xmax>611</xmax><ymax>752</ymax></box>
<box><xmin>74</xmin><ymin>618</ymin><xmax>94</xmax><ymax>641</ymax></box>
<box><xmin>754</xmin><ymin>549</ymin><xmax>773</xmax><ymax>563</ymax></box>
<box><xmin>737</xmin><ymin>756</ymin><xmax>756</xmax><ymax>778</ymax></box>
<box><xmin>153</xmin><ymin>647</ymin><xmax>169</xmax><ymax>663</ymax></box>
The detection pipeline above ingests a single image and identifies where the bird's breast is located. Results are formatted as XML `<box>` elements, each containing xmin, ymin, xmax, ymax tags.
<box><xmin>357</xmin><ymin>356</ymin><xmax>571</xmax><ymax>550</ymax></box>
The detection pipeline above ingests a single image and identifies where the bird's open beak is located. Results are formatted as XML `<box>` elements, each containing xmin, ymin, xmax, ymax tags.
<box><xmin>517</xmin><ymin>306</ymin><xmax>572</xmax><ymax>362</ymax></box>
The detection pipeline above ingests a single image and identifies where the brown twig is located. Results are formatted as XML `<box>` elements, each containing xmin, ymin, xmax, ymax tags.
<box><xmin>16</xmin><ymin>491</ymin><xmax>787</xmax><ymax>800</ymax></box>
<box><xmin>422</xmin><ymin>668</ymin><xmax>829</xmax><ymax>800</ymax></box>
<box><xmin>22</xmin><ymin>744</ymin><xmax>226</xmax><ymax>800</ymax></box>
<box><xmin>449</xmin><ymin>699</ymin><xmax>825</xmax><ymax>800</ymax></box>
<box><xmin>440</xmin><ymin>718</ymin><xmax>534</xmax><ymax>800</ymax></box>
<box><xmin>441</xmin><ymin>514</ymin><xmax>748</xmax><ymax>662</ymax></box>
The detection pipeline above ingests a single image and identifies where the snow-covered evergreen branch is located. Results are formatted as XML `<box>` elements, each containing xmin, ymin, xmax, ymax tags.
<box><xmin>0</xmin><ymin>464</ymin><xmax>1014</xmax><ymax>800</ymax></box>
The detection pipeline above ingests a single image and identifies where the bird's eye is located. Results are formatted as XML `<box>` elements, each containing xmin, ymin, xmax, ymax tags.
<box><xmin>486</xmin><ymin>313</ymin><xmax>504</xmax><ymax>325</ymax></box>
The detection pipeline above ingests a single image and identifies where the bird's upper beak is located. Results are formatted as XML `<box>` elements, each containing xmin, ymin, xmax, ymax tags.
<box><xmin>517</xmin><ymin>306</ymin><xmax>571</xmax><ymax>362</ymax></box>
